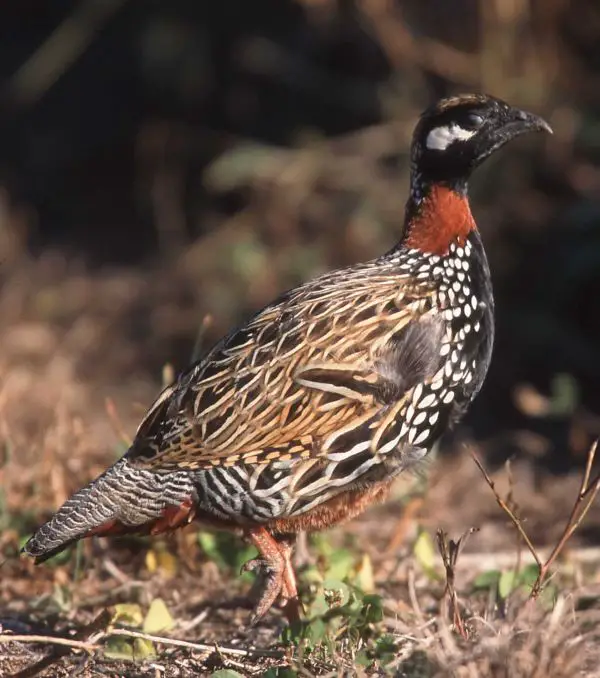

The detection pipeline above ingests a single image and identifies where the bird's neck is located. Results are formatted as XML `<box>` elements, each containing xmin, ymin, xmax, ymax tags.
<box><xmin>402</xmin><ymin>177</ymin><xmax>476</xmax><ymax>256</ymax></box>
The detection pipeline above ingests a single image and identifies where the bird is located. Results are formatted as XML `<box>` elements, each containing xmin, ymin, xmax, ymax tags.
<box><xmin>23</xmin><ymin>94</ymin><xmax>552</xmax><ymax>624</ymax></box>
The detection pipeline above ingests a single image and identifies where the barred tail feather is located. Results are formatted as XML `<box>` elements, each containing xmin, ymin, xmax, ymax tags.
<box><xmin>22</xmin><ymin>459</ymin><xmax>197</xmax><ymax>563</ymax></box>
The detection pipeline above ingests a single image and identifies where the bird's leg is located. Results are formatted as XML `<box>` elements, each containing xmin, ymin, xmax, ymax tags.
<box><xmin>277</xmin><ymin>536</ymin><xmax>302</xmax><ymax>623</ymax></box>
<box><xmin>241</xmin><ymin>527</ymin><xmax>300</xmax><ymax>624</ymax></box>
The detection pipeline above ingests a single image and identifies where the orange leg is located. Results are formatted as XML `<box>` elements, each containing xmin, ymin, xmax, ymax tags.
<box><xmin>242</xmin><ymin>528</ymin><xmax>301</xmax><ymax>624</ymax></box>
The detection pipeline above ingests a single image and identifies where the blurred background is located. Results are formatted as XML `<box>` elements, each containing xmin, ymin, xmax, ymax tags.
<box><xmin>1</xmin><ymin>0</ymin><xmax>600</xmax><ymax>535</ymax></box>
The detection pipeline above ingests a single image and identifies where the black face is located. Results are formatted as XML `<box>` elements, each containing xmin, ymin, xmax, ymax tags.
<box><xmin>411</xmin><ymin>94</ymin><xmax>552</xmax><ymax>187</ymax></box>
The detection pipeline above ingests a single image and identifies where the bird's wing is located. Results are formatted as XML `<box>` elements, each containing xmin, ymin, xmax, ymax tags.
<box><xmin>126</xmin><ymin>267</ymin><xmax>439</xmax><ymax>471</ymax></box>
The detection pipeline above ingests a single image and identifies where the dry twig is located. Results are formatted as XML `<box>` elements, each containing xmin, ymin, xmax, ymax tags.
<box><xmin>436</xmin><ymin>528</ymin><xmax>478</xmax><ymax>640</ymax></box>
<box><xmin>103</xmin><ymin>627</ymin><xmax>284</xmax><ymax>658</ymax></box>
<box><xmin>104</xmin><ymin>398</ymin><xmax>132</xmax><ymax>447</ymax></box>
<box><xmin>471</xmin><ymin>440</ymin><xmax>600</xmax><ymax>600</ymax></box>
<box><xmin>0</xmin><ymin>617</ymin><xmax>285</xmax><ymax>677</ymax></box>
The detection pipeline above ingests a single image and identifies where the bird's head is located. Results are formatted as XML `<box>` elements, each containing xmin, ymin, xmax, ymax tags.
<box><xmin>410</xmin><ymin>93</ymin><xmax>552</xmax><ymax>194</ymax></box>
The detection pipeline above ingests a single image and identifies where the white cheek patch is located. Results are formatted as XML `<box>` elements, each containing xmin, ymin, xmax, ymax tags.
<box><xmin>426</xmin><ymin>123</ymin><xmax>477</xmax><ymax>151</ymax></box>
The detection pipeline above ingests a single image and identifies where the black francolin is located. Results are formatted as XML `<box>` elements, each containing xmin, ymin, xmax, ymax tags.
<box><xmin>24</xmin><ymin>94</ymin><xmax>551</xmax><ymax>623</ymax></box>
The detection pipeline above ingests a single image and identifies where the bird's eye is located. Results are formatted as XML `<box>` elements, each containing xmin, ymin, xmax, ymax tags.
<box><xmin>465</xmin><ymin>113</ymin><xmax>484</xmax><ymax>129</ymax></box>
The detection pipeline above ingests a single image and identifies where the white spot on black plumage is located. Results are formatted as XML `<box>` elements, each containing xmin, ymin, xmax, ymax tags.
<box><xmin>413</xmin><ymin>429</ymin><xmax>430</xmax><ymax>447</ymax></box>
<box><xmin>413</xmin><ymin>383</ymin><xmax>424</xmax><ymax>403</ymax></box>
<box><xmin>431</xmin><ymin>378</ymin><xmax>443</xmax><ymax>391</ymax></box>
<box><xmin>419</xmin><ymin>393</ymin><xmax>436</xmax><ymax>409</ymax></box>
<box><xmin>412</xmin><ymin>411</ymin><xmax>427</xmax><ymax>427</ymax></box>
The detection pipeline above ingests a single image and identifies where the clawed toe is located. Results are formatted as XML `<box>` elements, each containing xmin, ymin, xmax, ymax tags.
<box><xmin>243</xmin><ymin>528</ymin><xmax>301</xmax><ymax>624</ymax></box>
<box><xmin>240</xmin><ymin>557</ymin><xmax>266</xmax><ymax>575</ymax></box>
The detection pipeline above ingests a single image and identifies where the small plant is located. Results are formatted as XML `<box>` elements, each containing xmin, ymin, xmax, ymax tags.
<box><xmin>278</xmin><ymin>541</ymin><xmax>400</xmax><ymax>674</ymax></box>
<box><xmin>197</xmin><ymin>530</ymin><xmax>257</xmax><ymax>577</ymax></box>
<box><xmin>471</xmin><ymin>440</ymin><xmax>600</xmax><ymax>600</ymax></box>
<box><xmin>473</xmin><ymin>562</ymin><xmax>558</xmax><ymax>609</ymax></box>
<box><xmin>104</xmin><ymin>598</ymin><xmax>174</xmax><ymax>660</ymax></box>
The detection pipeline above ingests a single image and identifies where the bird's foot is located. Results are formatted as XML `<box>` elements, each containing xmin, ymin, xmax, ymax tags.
<box><xmin>242</xmin><ymin>528</ymin><xmax>301</xmax><ymax>625</ymax></box>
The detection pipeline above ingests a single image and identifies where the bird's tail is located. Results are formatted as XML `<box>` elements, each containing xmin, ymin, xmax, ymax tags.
<box><xmin>22</xmin><ymin>458</ymin><xmax>198</xmax><ymax>563</ymax></box>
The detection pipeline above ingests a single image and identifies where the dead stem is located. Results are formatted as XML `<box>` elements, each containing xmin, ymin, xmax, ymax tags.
<box><xmin>436</xmin><ymin>528</ymin><xmax>478</xmax><ymax>640</ymax></box>
<box><xmin>470</xmin><ymin>450</ymin><xmax>542</xmax><ymax>569</ymax></box>
<box><xmin>104</xmin><ymin>397</ymin><xmax>132</xmax><ymax>447</ymax></box>
<box><xmin>471</xmin><ymin>440</ymin><xmax>600</xmax><ymax>600</ymax></box>
<box><xmin>0</xmin><ymin>624</ymin><xmax>286</xmax><ymax>658</ymax></box>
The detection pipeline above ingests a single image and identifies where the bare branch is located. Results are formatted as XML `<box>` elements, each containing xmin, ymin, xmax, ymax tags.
<box><xmin>471</xmin><ymin>440</ymin><xmax>600</xmax><ymax>601</ymax></box>
<box><xmin>470</xmin><ymin>451</ymin><xmax>542</xmax><ymax>568</ymax></box>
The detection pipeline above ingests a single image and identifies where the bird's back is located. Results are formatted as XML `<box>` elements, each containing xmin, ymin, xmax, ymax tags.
<box><xmin>24</xmin><ymin>93</ymin><xmax>549</xmax><ymax>627</ymax></box>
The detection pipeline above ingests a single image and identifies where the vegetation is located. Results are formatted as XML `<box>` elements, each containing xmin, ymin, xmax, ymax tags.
<box><xmin>2</xmin><ymin>0</ymin><xmax>600</xmax><ymax>675</ymax></box>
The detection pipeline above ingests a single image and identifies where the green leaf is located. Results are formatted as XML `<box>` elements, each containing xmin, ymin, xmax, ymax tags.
<box><xmin>517</xmin><ymin>563</ymin><xmax>541</xmax><ymax>587</ymax></box>
<box><xmin>413</xmin><ymin>530</ymin><xmax>437</xmax><ymax>576</ymax></box>
<box><xmin>210</xmin><ymin>670</ymin><xmax>246</xmax><ymax>678</ymax></box>
<box><xmin>198</xmin><ymin>532</ymin><xmax>221</xmax><ymax>563</ymax></box>
<box><xmin>550</xmin><ymin>373</ymin><xmax>579</xmax><ymax>416</ymax></box>
<box><xmin>310</xmin><ymin>532</ymin><xmax>334</xmax><ymax>557</ymax></box>
<box><xmin>498</xmin><ymin>570</ymin><xmax>517</xmax><ymax>599</ymax></box>
<box><xmin>306</xmin><ymin>617</ymin><xmax>328</xmax><ymax>645</ymax></box>
<box><xmin>323</xmin><ymin>548</ymin><xmax>354</xmax><ymax>581</ymax></box>
<box><xmin>197</xmin><ymin>530</ymin><xmax>256</xmax><ymax>572</ymax></box>
<box><xmin>280</xmin><ymin>621</ymin><xmax>304</xmax><ymax>646</ymax></box>
<box><xmin>354</xmin><ymin>553</ymin><xmax>375</xmax><ymax>593</ymax></box>
<box><xmin>44</xmin><ymin>545</ymin><xmax>74</xmax><ymax>567</ymax></box>
<box><xmin>473</xmin><ymin>569</ymin><xmax>501</xmax><ymax>590</ymax></box>
<box><xmin>299</xmin><ymin>565</ymin><xmax>323</xmax><ymax>585</ymax></box>
<box><xmin>374</xmin><ymin>633</ymin><xmax>399</xmax><ymax>660</ymax></box>
<box><xmin>355</xmin><ymin>648</ymin><xmax>372</xmax><ymax>667</ymax></box>
<box><xmin>205</xmin><ymin>143</ymin><xmax>279</xmax><ymax>192</ymax></box>
<box><xmin>359</xmin><ymin>594</ymin><xmax>384</xmax><ymax>624</ymax></box>
<box><xmin>112</xmin><ymin>603</ymin><xmax>144</xmax><ymax>628</ymax></box>
<box><xmin>103</xmin><ymin>636</ymin><xmax>156</xmax><ymax>661</ymax></box>
<box><xmin>103</xmin><ymin>637</ymin><xmax>135</xmax><ymax>661</ymax></box>
<box><xmin>143</xmin><ymin>598</ymin><xmax>174</xmax><ymax>634</ymax></box>
<box><xmin>133</xmin><ymin>638</ymin><xmax>156</xmax><ymax>660</ymax></box>
<box><xmin>308</xmin><ymin>591</ymin><xmax>329</xmax><ymax>618</ymax></box>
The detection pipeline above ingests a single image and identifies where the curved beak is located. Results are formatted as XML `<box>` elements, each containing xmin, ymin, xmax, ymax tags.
<box><xmin>504</xmin><ymin>108</ymin><xmax>553</xmax><ymax>138</ymax></box>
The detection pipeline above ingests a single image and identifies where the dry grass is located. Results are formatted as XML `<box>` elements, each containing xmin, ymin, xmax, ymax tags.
<box><xmin>0</xmin><ymin>0</ymin><xmax>599</xmax><ymax>674</ymax></box>
<box><xmin>1</xmin><ymin>259</ymin><xmax>600</xmax><ymax>677</ymax></box>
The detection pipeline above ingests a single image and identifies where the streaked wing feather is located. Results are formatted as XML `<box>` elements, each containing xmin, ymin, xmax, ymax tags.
<box><xmin>127</xmin><ymin>265</ymin><xmax>437</xmax><ymax>471</ymax></box>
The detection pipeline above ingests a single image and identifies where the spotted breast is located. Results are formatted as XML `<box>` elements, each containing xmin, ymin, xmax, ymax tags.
<box><xmin>24</xmin><ymin>93</ymin><xmax>551</xmax><ymax>624</ymax></box>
